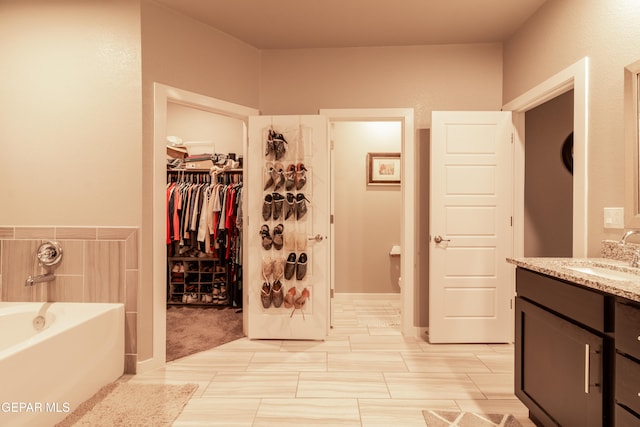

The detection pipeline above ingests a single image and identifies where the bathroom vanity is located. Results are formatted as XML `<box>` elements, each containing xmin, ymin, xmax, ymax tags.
<box><xmin>508</xmin><ymin>257</ymin><xmax>640</xmax><ymax>427</ymax></box>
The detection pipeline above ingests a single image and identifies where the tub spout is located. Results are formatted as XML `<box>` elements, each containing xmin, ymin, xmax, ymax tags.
<box><xmin>25</xmin><ymin>273</ymin><xmax>55</xmax><ymax>286</ymax></box>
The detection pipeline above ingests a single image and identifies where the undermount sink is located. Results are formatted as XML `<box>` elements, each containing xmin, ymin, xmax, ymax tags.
<box><xmin>565</xmin><ymin>265</ymin><xmax>640</xmax><ymax>282</ymax></box>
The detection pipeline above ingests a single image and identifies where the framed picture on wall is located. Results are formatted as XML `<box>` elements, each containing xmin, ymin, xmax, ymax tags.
<box><xmin>367</xmin><ymin>152</ymin><xmax>401</xmax><ymax>185</ymax></box>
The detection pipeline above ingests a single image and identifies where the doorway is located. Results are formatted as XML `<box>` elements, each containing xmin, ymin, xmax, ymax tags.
<box><xmin>332</xmin><ymin>121</ymin><xmax>402</xmax><ymax>296</ymax></box>
<box><xmin>524</xmin><ymin>91</ymin><xmax>574</xmax><ymax>257</ymax></box>
<box><xmin>321</xmin><ymin>108</ymin><xmax>416</xmax><ymax>337</ymax></box>
<box><xmin>504</xmin><ymin>57</ymin><xmax>589</xmax><ymax>259</ymax></box>
<box><xmin>164</xmin><ymin>101</ymin><xmax>246</xmax><ymax>361</ymax></box>
<box><xmin>149</xmin><ymin>83</ymin><xmax>258</xmax><ymax>372</ymax></box>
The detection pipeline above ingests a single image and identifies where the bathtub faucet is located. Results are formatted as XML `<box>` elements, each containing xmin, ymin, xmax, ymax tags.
<box><xmin>25</xmin><ymin>273</ymin><xmax>56</xmax><ymax>286</ymax></box>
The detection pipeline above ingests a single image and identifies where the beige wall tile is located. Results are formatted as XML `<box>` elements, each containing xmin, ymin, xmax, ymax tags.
<box><xmin>125</xmin><ymin>312</ymin><xmax>137</xmax><ymax>354</ymax></box>
<box><xmin>125</xmin><ymin>270</ymin><xmax>138</xmax><ymax>312</ymax></box>
<box><xmin>56</xmin><ymin>227</ymin><xmax>97</xmax><ymax>240</ymax></box>
<box><xmin>126</xmin><ymin>230</ymin><xmax>138</xmax><ymax>269</ymax></box>
<box><xmin>46</xmin><ymin>276</ymin><xmax>84</xmax><ymax>302</ymax></box>
<box><xmin>55</xmin><ymin>240</ymin><xmax>84</xmax><ymax>275</ymax></box>
<box><xmin>85</xmin><ymin>240</ymin><xmax>125</xmax><ymax>303</ymax></box>
<box><xmin>2</xmin><ymin>240</ymin><xmax>41</xmax><ymax>301</ymax></box>
<box><xmin>0</xmin><ymin>228</ymin><xmax>14</xmax><ymax>239</ymax></box>
<box><xmin>97</xmin><ymin>227</ymin><xmax>137</xmax><ymax>240</ymax></box>
<box><xmin>124</xmin><ymin>354</ymin><xmax>137</xmax><ymax>375</ymax></box>
<box><xmin>15</xmin><ymin>227</ymin><xmax>55</xmax><ymax>240</ymax></box>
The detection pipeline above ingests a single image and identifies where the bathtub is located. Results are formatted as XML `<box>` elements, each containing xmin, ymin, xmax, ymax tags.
<box><xmin>0</xmin><ymin>302</ymin><xmax>124</xmax><ymax>427</ymax></box>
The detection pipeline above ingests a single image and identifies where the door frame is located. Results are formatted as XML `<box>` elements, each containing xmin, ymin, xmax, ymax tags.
<box><xmin>503</xmin><ymin>57</ymin><xmax>589</xmax><ymax>258</ymax></box>
<box><xmin>319</xmin><ymin>108</ymin><xmax>417</xmax><ymax>337</ymax></box>
<box><xmin>144</xmin><ymin>83</ymin><xmax>257</xmax><ymax>373</ymax></box>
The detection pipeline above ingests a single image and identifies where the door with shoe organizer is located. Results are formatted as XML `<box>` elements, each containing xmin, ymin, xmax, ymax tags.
<box><xmin>247</xmin><ymin>115</ymin><xmax>329</xmax><ymax>340</ymax></box>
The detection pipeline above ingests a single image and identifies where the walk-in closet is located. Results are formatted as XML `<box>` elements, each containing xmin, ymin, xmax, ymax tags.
<box><xmin>164</xmin><ymin>102</ymin><xmax>245</xmax><ymax>360</ymax></box>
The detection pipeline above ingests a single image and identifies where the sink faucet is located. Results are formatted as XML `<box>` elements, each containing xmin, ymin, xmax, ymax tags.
<box><xmin>620</xmin><ymin>230</ymin><xmax>640</xmax><ymax>244</ymax></box>
<box><xmin>620</xmin><ymin>230</ymin><xmax>640</xmax><ymax>267</ymax></box>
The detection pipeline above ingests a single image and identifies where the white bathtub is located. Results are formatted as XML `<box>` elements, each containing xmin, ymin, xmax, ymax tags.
<box><xmin>0</xmin><ymin>302</ymin><xmax>124</xmax><ymax>427</ymax></box>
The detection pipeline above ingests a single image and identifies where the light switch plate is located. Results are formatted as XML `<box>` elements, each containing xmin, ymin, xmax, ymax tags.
<box><xmin>604</xmin><ymin>207</ymin><xmax>624</xmax><ymax>229</ymax></box>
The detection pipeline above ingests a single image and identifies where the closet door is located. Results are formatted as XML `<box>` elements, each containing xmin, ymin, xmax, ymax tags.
<box><xmin>247</xmin><ymin>115</ymin><xmax>329</xmax><ymax>339</ymax></box>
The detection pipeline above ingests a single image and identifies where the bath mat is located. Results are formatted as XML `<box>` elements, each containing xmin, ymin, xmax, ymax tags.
<box><xmin>55</xmin><ymin>382</ymin><xmax>197</xmax><ymax>427</ymax></box>
<box><xmin>422</xmin><ymin>410</ymin><xmax>522</xmax><ymax>427</ymax></box>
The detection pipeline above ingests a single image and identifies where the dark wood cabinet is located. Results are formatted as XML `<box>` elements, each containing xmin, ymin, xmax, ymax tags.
<box><xmin>615</xmin><ymin>299</ymin><xmax>640</xmax><ymax>424</ymax></box>
<box><xmin>515</xmin><ymin>268</ymin><xmax>614</xmax><ymax>427</ymax></box>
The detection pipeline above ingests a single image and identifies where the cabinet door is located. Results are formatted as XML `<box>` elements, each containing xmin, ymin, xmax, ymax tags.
<box><xmin>516</xmin><ymin>297</ymin><xmax>603</xmax><ymax>427</ymax></box>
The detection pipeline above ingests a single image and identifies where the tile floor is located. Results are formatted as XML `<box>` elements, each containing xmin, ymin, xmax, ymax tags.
<box><xmin>125</xmin><ymin>294</ymin><xmax>535</xmax><ymax>426</ymax></box>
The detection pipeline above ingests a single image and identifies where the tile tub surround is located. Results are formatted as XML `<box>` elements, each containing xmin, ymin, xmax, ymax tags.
<box><xmin>0</xmin><ymin>226</ymin><xmax>139</xmax><ymax>373</ymax></box>
<box><xmin>506</xmin><ymin>256</ymin><xmax>640</xmax><ymax>303</ymax></box>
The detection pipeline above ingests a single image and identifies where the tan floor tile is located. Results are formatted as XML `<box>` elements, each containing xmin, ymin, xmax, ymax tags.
<box><xmin>349</xmin><ymin>335</ymin><xmax>422</xmax><ymax>352</ymax></box>
<box><xmin>215</xmin><ymin>338</ymin><xmax>283</xmax><ymax>352</ymax></box>
<box><xmin>359</xmin><ymin>399</ymin><xmax>458</xmax><ymax>427</ymax></box>
<box><xmin>297</xmin><ymin>372</ymin><xmax>390</xmax><ymax>398</ymax></box>
<box><xmin>248</xmin><ymin>351</ymin><xmax>327</xmax><ymax>371</ymax></box>
<box><xmin>328</xmin><ymin>352</ymin><xmax>408</xmax><ymax>372</ymax></box>
<box><xmin>384</xmin><ymin>373</ymin><xmax>485</xmax><ymax>400</ymax></box>
<box><xmin>169</xmin><ymin>350</ymin><xmax>254</xmax><ymax>371</ymax></box>
<box><xmin>467</xmin><ymin>373</ymin><xmax>516</xmax><ymax>399</ymax></box>
<box><xmin>173</xmin><ymin>397</ymin><xmax>260</xmax><ymax>426</ymax></box>
<box><xmin>418</xmin><ymin>342</ymin><xmax>495</xmax><ymax>353</ymax></box>
<box><xmin>475</xmin><ymin>352</ymin><xmax>514</xmax><ymax>373</ymax></box>
<box><xmin>280</xmin><ymin>336</ymin><xmax>351</xmax><ymax>352</ymax></box>
<box><xmin>254</xmin><ymin>398</ymin><xmax>360</xmax><ymax>426</ymax></box>
<box><xmin>203</xmin><ymin>372</ymin><xmax>299</xmax><ymax>398</ymax></box>
<box><xmin>401</xmin><ymin>352</ymin><xmax>491</xmax><ymax>373</ymax></box>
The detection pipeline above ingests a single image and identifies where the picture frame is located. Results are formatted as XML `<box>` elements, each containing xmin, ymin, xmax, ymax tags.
<box><xmin>367</xmin><ymin>152</ymin><xmax>401</xmax><ymax>185</ymax></box>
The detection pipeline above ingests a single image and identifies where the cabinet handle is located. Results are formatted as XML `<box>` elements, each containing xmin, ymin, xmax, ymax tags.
<box><xmin>585</xmin><ymin>344</ymin><xmax>590</xmax><ymax>394</ymax></box>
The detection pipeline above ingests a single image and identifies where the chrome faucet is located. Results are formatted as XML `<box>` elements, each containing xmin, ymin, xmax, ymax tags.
<box><xmin>620</xmin><ymin>230</ymin><xmax>640</xmax><ymax>244</ymax></box>
<box><xmin>24</xmin><ymin>241</ymin><xmax>63</xmax><ymax>286</ymax></box>
<box><xmin>620</xmin><ymin>230</ymin><xmax>640</xmax><ymax>267</ymax></box>
<box><xmin>25</xmin><ymin>273</ymin><xmax>56</xmax><ymax>286</ymax></box>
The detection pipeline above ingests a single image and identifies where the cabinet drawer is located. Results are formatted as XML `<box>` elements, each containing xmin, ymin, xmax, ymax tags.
<box><xmin>616</xmin><ymin>353</ymin><xmax>640</xmax><ymax>416</ymax></box>
<box><xmin>616</xmin><ymin>300</ymin><xmax>640</xmax><ymax>360</ymax></box>
<box><xmin>516</xmin><ymin>268</ymin><xmax>605</xmax><ymax>332</ymax></box>
<box><xmin>615</xmin><ymin>403</ymin><xmax>640</xmax><ymax>426</ymax></box>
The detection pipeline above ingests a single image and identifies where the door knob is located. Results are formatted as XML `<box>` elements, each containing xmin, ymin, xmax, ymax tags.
<box><xmin>433</xmin><ymin>235</ymin><xmax>450</xmax><ymax>244</ymax></box>
<box><xmin>308</xmin><ymin>234</ymin><xmax>324</xmax><ymax>242</ymax></box>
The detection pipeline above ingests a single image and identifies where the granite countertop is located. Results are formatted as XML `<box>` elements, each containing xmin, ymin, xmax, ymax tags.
<box><xmin>507</xmin><ymin>257</ymin><xmax>640</xmax><ymax>303</ymax></box>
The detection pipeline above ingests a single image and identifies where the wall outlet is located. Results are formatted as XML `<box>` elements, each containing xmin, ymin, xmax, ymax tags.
<box><xmin>604</xmin><ymin>207</ymin><xmax>624</xmax><ymax>229</ymax></box>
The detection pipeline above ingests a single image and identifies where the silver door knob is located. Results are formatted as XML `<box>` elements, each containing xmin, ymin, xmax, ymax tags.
<box><xmin>308</xmin><ymin>234</ymin><xmax>324</xmax><ymax>242</ymax></box>
<box><xmin>433</xmin><ymin>235</ymin><xmax>450</xmax><ymax>244</ymax></box>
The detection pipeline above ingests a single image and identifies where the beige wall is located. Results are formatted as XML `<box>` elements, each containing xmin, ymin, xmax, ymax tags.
<box><xmin>504</xmin><ymin>0</ymin><xmax>640</xmax><ymax>255</ymax></box>
<box><xmin>333</xmin><ymin>122</ymin><xmax>402</xmax><ymax>293</ymax></box>
<box><xmin>0</xmin><ymin>0</ymin><xmax>142</xmax><ymax>226</ymax></box>
<box><xmin>259</xmin><ymin>44</ymin><xmax>504</xmax><ymax>125</ymax></box>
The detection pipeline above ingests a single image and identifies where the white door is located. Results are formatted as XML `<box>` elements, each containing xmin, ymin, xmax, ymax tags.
<box><xmin>429</xmin><ymin>111</ymin><xmax>513</xmax><ymax>343</ymax></box>
<box><xmin>247</xmin><ymin>115</ymin><xmax>330</xmax><ymax>339</ymax></box>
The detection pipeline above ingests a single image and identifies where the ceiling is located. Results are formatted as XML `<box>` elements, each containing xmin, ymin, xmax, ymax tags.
<box><xmin>153</xmin><ymin>0</ymin><xmax>548</xmax><ymax>50</ymax></box>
